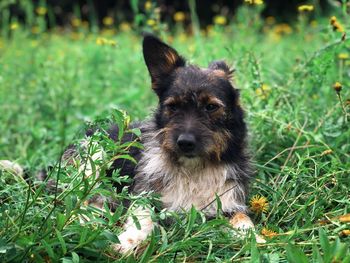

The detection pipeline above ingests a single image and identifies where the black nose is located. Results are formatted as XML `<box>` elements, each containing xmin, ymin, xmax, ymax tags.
<box><xmin>177</xmin><ymin>133</ymin><xmax>196</xmax><ymax>153</ymax></box>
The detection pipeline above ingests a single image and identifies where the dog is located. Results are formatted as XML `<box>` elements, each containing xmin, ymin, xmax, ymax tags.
<box><xmin>0</xmin><ymin>34</ymin><xmax>264</xmax><ymax>255</ymax></box>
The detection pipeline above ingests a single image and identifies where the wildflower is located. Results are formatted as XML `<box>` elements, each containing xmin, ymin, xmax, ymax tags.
<box><xmin>173</xmin><ymin>11</ymin><xmax>186</xmax><ymax>22</ymax></box>
<box><xmin>321</xmin><ymin>149</ymin><xmax>333</xmax><ymax>156</ymax></box>
<box><xmin>96</xmin><ymin>37</ymin><xmax>116</xmax><ymax>46</ymax></box>
<box><xmin>261</xmin><ymin>227</ymin><xmax>278</xmax><ymax>238</ymax></box>
<box><xmin>245</xmin><ymin>0</ymin><xmax>264</xmax><ymax>5</ymax></box>
<box><xmin>103</xmin><ymin>16</ymin><xmax>114</xmax><ymax>26</ymax></box>
<box><xmin>213</xmin><ymin>15</ymin><xmax>227</xmax><ymax>26</ymax></box>
<box><xmin>339</xmin><ymin>213</ymin><xmax>350</xmax><ymax>223</ymax></box>
<box><xmin>146</xmin><ymin>19</ymin><xmax>156</xmax><ymax>27</ymax></box>
<box><xmin>119</xmin><ymin>22</ymin><xmax>131</xmax><ymax>31</ymax></box>
<box><xmin>10</xmin><ymin>23</ymin><xmax>18</xmax><ymax>30</ymax></box>
<box><xmin>274</xmin><ymin>23</ymin><xmax>293</xmax><ymax>35</ymax></box>
<box><xmin>255</xmin><ymin>84</ymin><xmax>271</xmax><ymax>99</ymax></box>
<box><xmin>250</xmin><ymin>195</ymin><xmax>269</xmax><ymax>214</ymax></box>
<box><xmin>71</xmin><ymin>18</ymin><xmax>81</xmax><ymax>27</ymax></box>
<box><xmin>338</xmin><ymin>53</ymin><xmax>349</xmax><ymax>60</ymax></box>
<box><xmin>145</xmin><ymin>1</ymin><xmax>152</xmax><ymax>11</ymax></box>
<box><xmin>341</xmin><ymin>230</ymin><xmax>350</xmax><ymax>236</ymax></box>
<box><xmin>330</xmin><ymin>16</ymin><xmax>344</xmax><ymax>32</ymax></box>
<box><xmin>36</xmin><ymin>6</ymin><xmax>47</xmax><ymax>16</ymax></box>
<box><xmin>333</xmin><ymin>82</ymin><xmax>342</xmax><ymax>93</ymax></box>
<box><xmin>31</xmin><ymin>26</ymin><xmax>40</xmax><ymax>34</ymax></box>
<box><xmin>266</xmin><ymin>16</ymin><xmax>276</xmax><ymax>25</ymax></box>
<box><xmin>298</xmin><ymin>5</ymin><xmax>314</xmax><ymax>12</ymax></box>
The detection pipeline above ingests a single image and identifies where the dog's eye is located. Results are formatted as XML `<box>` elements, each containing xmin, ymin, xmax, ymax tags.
<box><xmin>167</xmin><ymin>104</ymin><xmax>178</xmax><ymax>112</ymax></box>
<box><xmin>205</xmin><ymin>104</ymin><xmax>219</xmax><ymax>112</ymax></box>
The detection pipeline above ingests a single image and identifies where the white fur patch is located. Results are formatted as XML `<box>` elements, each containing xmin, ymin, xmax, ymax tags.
<box><xmin>0</xmin><ymin>160</ymin><xmax>24</xmax><ymax>176</ymax></box>
<box><xmin>112</xmin><ymin>207</ymin><xmax>154</xmax><ymax>254</ymax></box>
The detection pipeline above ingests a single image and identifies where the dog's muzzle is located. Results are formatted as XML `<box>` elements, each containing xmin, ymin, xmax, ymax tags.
<box><xmin>177</xmin><ymin>133</ymin><xmax>197</xmax><ymax>156</ymax></box>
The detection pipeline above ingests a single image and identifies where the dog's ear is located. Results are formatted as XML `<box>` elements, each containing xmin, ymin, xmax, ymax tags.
<box><xmin>208</xmin><ymin>60</ymin><xmax>234</xmax><ymax>80</ymax></box>
<box><xmin>143</xmin><ymin>34</ymin><xmax>185</xmax><ymax>92</ymax></box>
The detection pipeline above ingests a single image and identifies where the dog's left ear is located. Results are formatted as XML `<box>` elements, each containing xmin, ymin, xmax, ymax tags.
<box><xmin>143</xmin><ymin>34</ymin><xmax>185</xmax><ymax>93</ymax></box>
<box><xmin>208</xmin><ymin>60</ymin><xmax>234</xmax><ymax>80</ymax></box>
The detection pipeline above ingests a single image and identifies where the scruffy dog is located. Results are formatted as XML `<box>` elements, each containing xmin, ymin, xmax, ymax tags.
<box><xmin>105</xmin><ymin>34</ymin><xmax>263</xmax><ymax>253</ymax></box>
<box><xmin>0</xmin><ymin>34</ymin><xmax>264</xmax><ymax>254</ymax></box>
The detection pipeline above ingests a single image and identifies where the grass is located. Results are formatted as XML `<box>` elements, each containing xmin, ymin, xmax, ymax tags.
<box><xmin>1</xmin><ymin>4</ymin><xmax>350</xmax><ymax>262</ymax></box>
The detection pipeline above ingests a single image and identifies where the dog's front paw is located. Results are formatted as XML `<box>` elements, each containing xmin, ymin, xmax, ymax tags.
<box><xmin>230</xmin><ymin>212</ymin><xmax>266</xmax><ymax>244</ymax></box>
<box><xmin>112</xmin><ymin>228</ymin><xmax>149</xmax><ymax>254</ymax></box>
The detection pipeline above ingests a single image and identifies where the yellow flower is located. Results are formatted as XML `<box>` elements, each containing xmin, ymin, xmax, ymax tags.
<box><xmin>173</xmin><ymin>11</ymin><xmax>186</xmax><ymax>22</ymax></box>
<box><xmin>339</xmin><ymin>213</ymin><xmax>350</xmax><ymax>223</ymax></box>
<box><xmin>321</xmin><ymin>149</ymin><xmax>333</xmax><ymax>156</ymax></box>
<box><xmin>31</xmin><ymin>26</ymin><xmax>40</xmax><ymax>34</ymax></box>
<box><xmin>333</xmin><ymin>82</ymin><xmax>342</xmax><ymax>93</ymax></box>
<box><xmin>71</xmin><ymin>18</ymin><xmax>81</xmax><ymax>27</ymax></box>
<box><xmin>145</xmin><ymin>1</ymin><xmax>152</xmax><ymax>11</ymax></box>
<box><xmin>266</xmin><ymin>16</ymin><xmax>275</xmax><ymax>25</ymax></box>
<box><xmin>330</xmin><ymin>16</ymin><xmax>344</xmax><ymax>32</ymax></box>
<box><xmin>250</xmin><ymin>195</ymin><xmax>269</xmax><ymax>214</ymax></box>
<box><xmin>338</xmin><ymin>53</ymin><xmax>349</xmax><ymax>60</ymax></box>
<box><xmin>119</xmin><ymin>22</ymin><xmax>131</xmax><ymax>31</ymax></box>
<box><xmin>213</xmin><ymin>15</ymin><xmax>227</xmax><ymax>26</ymax></box>
<box><xmin>36</xmin><ymin>6</ymin><xmax>47</xmax><ymax>16</ymax></box>
<box><xmin>146</xmin><ymin>19</ymin><xmax>156</xmax><ymax>26</ymax></box>
<box><xmin>298</xmin><ymin>5</ymin><xmax>314</xmax><ymax>12</ymax></box>
<box><xmin>255</xmin><ymin>84</ymin><xmax>271</xmax><ymax>99</ymax></box>
<box><xmin>274</xmin><ymin>23</ymin><xmax>293</xmax><ymax>35</ymax></box>
<box><xmin>103</xmin><ymin>16</ymin><xmax>114</xmax><ymax>26</ymax></box>
<box><xmin>96</xmin><ymin>37</ymin><xmax>117</xmax><ymax>46</ymax></box>
<box><xmin>245</xmin><ymin>0</ymin><xmax>264</xmax><ymax>5</ymax></box>
<box><xmin>261</xmin><ymin>227</ymin><xmax>278</xmax><ymax>238</ymax></box>
<box><xmin>341</xmin><ymin>230</ymin><xmax>350</xmax><ymax>236</ymax></box>
<box><xmin>10</xmin><ymin>23</ymin><xmax>18</xmax><ymax>30</ymax></box>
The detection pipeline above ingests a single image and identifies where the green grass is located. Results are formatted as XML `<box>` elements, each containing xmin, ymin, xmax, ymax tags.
<box><xmin>1</xmin><ymin>5</ymin><xmax>350</xmax><ymax>262</ymax></box>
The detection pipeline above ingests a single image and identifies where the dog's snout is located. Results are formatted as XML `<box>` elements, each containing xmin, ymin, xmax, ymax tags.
<box><xmin>177</xmin><ymin>133</ymin><xmax>196</xmax><ymax>153</ymax></box>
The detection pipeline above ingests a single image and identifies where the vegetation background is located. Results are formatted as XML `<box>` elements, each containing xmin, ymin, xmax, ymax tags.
<box><xmin>0</xmin><ymin>0</ymin><xmax>350</xmax><ymax>262</ymax></box>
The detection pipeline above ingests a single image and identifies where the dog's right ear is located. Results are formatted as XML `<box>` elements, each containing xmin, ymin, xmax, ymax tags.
<box><xmin>143</xmin><ymin>34</ymin><xmax>185</xmax><ymax>93</ymax></box>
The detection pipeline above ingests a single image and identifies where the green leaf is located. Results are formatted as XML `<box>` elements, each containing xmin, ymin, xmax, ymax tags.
<box><xmin>185</xmin><ymin>206</ymin><xmax>198</xmax><ymax>237</ymax></box>
<box><xmin>286</xmin><ymin>244</ymin><xmax>308</xmax><ymax>263</ymax></box>
<box><xmin>139</xmin><ymin>232</ymin><xmax>157</xmax><ymax>263</ymax></box>
<box><xmin>56</xmin><ymin>229</ymin><xmax>67</xmax><ymax>255</ymax></box>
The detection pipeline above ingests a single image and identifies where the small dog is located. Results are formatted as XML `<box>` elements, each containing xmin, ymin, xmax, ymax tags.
<box><xmin>0</xmin><ymin>34</ymin><xmax>264</xmax><ymax>254</ymax></box>
<box><xmin>102</xmin><ymin>34</ymin><xmax>263</xmax><ymax>253</ymax></box>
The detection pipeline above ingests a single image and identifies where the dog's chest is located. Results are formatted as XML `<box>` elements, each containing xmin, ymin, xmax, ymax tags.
<box><xmin>160</xmin><ymin>166</ymin><xmax>228</xmax><ymax>214</ymax></box>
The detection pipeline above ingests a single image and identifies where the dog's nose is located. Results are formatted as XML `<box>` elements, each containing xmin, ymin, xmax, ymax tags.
<box><xmin>177</xmin><ymin>133</ymin><xmax>196</xmax><ymax>153</ymax></box>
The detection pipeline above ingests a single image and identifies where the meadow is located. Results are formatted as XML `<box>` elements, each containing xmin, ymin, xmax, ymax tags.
<box><xmin>0</xmin><ymin>2</ymin><xmax>350</xmax><ymax>262</ymax></box>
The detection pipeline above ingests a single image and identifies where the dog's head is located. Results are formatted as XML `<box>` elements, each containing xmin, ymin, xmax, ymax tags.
<box><xmin>143</xmin><ymin>35</ymin><xmax>247</xmax><ymax>165</ymax></box>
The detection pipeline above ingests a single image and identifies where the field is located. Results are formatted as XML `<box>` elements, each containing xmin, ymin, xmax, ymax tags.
<box><xmin>1</xmin><ymin>3</ymin><xmax>350</xmax><ymax>262</ymax></box>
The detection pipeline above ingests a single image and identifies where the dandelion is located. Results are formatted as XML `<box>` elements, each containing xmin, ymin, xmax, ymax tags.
<box><xmin>298</xmin><ymin>5</ymin><xmax>314</xmax><ymax>12</ymax></box>
<box><xmin>261</xmin><ymin>227</ymin><xmax>278</xmax><ymax>238</ymax></box>
<box><xmin>96</xmin><ymin>37</ymin><xmax>117</xmax><ymax>46</ymax></box>
<box><xmin>103</xmin><ymin>16</ymin><xmax>114</xmax><ymax>26</ymax></box>
<box><xmin>146</xmin><ymin>19</ymin><xmax>156</xmax><ymax>27</ymax></box>
<box><xmin>71</xmin><ymin>18</ymin><xmax>81</xmax><ymax>27</ymax></box>
<box><xmin>250</xmin><ymin>195</ymin><xmax>269</xmax><ymax>214</ymax></box>
<box><xmin>31</xmin><ymin>26</ymin><xmax>40</xmax><ymax>34</ymax></box>
<box><xmin>266</xmin><ymin>16</ymin><xmax>276</xmax><ymax>25</ymax></box>
<box><xmin>333</xmin><ymin>82</ymin><xmax>342</xmax><ymax>93</ymax></box>
<box><xmin>213</xmin><ymin>15</ymin><xmax>227</xmax><ymax>26</ymax></box>
<box><xmin>339</xmin><ymin>213</ymin><xmax>350</xmax><ymax>223</ymax></box>
<box><xmin>338</xmin><ymin>53</ymin><xmax>349</xmax><ymax>60</ymax></box>
<box><xmin>274</xmin><ymin>24</ymin><xmax>293</xmax><ymax>35</ymax></box>
<box><xmin>145</xmin><ymin>1</ymin><xmax>152</xmax><ymax>11</ymax></box>
<box><xmin>173</xmin><ymin>11</ymin><xmax>186</xmax><ymax>22</ymax></box>
<box><xmin>330</xmin><ymin>16</ymin><xmax>344</xmax><ymax>32</ymax></box>
<box><xmin>10</xmin><ymin>23</ymin><xmax>18</xmax><ymax>30</ymax></box>
<box><xmin>245</xmin><ymin>0</ymin><xmax>264</xmax><ymax>5</ymax></box>
<box><xmin>321</xmin><ymin>149</ymin><xmax>333</xmax><ymax>156</ymax></box>
<box><xmin>255</xmin><ymin>84</ymin><xmax>271</xmax><ymax>99</ymax></box>
<box><xmin>119</xmin><ymin>22</ymin><xmax>131</xmax><ymax>32</ymax></box>
<box><xmin>341</xmin><ymin>230</ymin><xmax>350</xmax><ymax>236</ymax></box>
<box><xmin>36</xmin><ymin>6</ymin><xmax>47</xmax><ymax>16</ymax></box>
